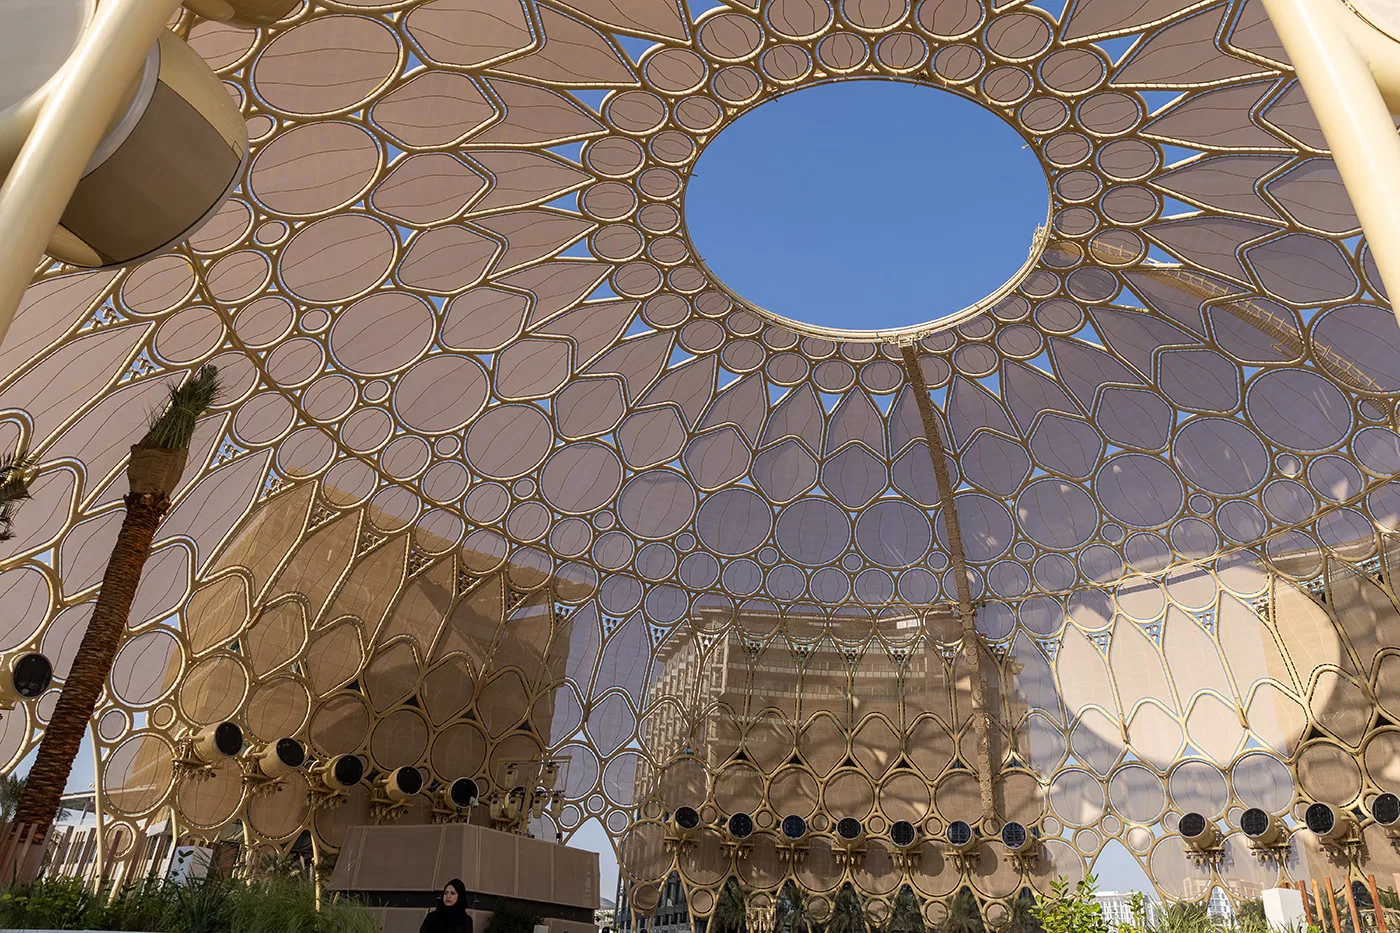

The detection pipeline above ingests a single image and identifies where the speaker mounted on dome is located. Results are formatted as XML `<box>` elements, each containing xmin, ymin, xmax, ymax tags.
<box><xmin>371</xmin><ymin>766</ymin><xmax>425</xmax><ymax>822</ymax></box>
<box><xmin>0</xmin><ymin>652</ymin><xmax>52</xmax><ymax>710</ymax></box>
<box><xmin>999</xmin><ymin>819</ymin><xmax>1041</xmax><ymax>868</ymax></box>
<box><xmin>433</xmin><ymin>777</ymin><xmax>481</xmax><ymax>824</ymax></box>
<box><xmin>1372</xmin><ymin>792</ymin><xmax>1400</xmax><ymax>839</ymax></box>
<box><xmin>943</xmin><ymin>819</ymin><xmax>983</xmax><ymax>870</ymax></box>
<box><xmin>1178</xmin><ymin>812</ymin><xmax>1224</xmax><ymax>866</ymax></box>
<box><xmin>723</xmin><ymin>811</ymin><xmax>755</xmax><ymax>860</ymax></box>
<box><xmin>1239</xmin><ymin>807</ymin><xmax>1290</xmax><ymax>858</ymax></box>
<box><xmin>173</xmin><ymin>721</ymin><xmax>243</xmax><ymax>780</ymax></box>
<box><xmin>888</xmin><ymin>819</ymin><xmax>922</xmax><ymax>869</ymax></box>
<box><xmin>834</xmin><ymin>817</ymin><xmax>866</xmax><ymax>867</ymax></box>
<box><xmin>307</xmin><ymin>754</ymin><xmax>364</xmax><ymax>810</ymax></box>
<box><xmin>664</xmin><ymin>805</ymin><xmax>702</xmax><ymax>853</ymax></box>
<box><xmin>1305</xmin><ymin>801</ymin><xmax>1360</xmax><ymax>856</ymax></box>
<box><xmin>239</xmin><ymin>737</ymin><xmax>306</xmax><ymax>795</ymax></box>
<box><xmin>777</xmin><ymin>814</ymin><xmax>810</xmax><ymax>864</ymax></box>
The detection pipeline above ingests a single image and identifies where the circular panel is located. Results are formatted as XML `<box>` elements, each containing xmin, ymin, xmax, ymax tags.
<box><xmin>103</xmin><ymin>734</ymin><xmax>175</xmax><ymax>817</ymax></box>
<box><xmin>775</xmin><ymin>498</ymin><xmax>852</xmax><ymax>565</ymax></box>
<box><xmin>280</xmin><ymin>214</ymin><xmax>395</xmax><ymax>303</ymax></box>
<box><xmin>331</xmin><ymin>293</ymin><xmax>434</xmax><ymax>376</ymax></box>
<box><xmin>1050</xmin><ymin>769</ymin><xmax>1105</xmax><ymax>826</ymax></box>
<box><xmin>855</xmin><ymin>500</ymin><xmax>932</xmax><ymax>569</ymax></box>
<box><xmin>696</xmin><ymin>487</ymin><xmax>774</xmax><ymax>556</ymax></box>
<box><xmin>251</xmin><ymin>122</ymin><xmax>379</xmax><ymax>215</ymax></box>
<box><xmin>109</xmin><ymin>629</ymin><xmax>182</xmax><ymax>707</ymax></box>
<box><xmin>1016</xmin><ymin>480</ymin><xmax>1098</xmax><ymax>549</ymax></box>
<box><xmin>464</xmin><ymin>405</ymin><xmax>553</xmax><ymax>479</ymax></box>
<box><xmin>254</xmin><ymin>16</ymin><xmax>398</xmax><ymax>115</ymax></box>
<box><xmin>1169</xmin><ymin>760</ymin><xmax>1228</xmax><ymax>817</ymax></box>
<box><xmin>1297</xmin><ymin>741</ymin><xmax>1362</xmax><ymax>805</ymax></box>
<box><xmin>1247</xmin><ymin>369</ymin><xmax>1351</xmax><ymax>452</ymax></box>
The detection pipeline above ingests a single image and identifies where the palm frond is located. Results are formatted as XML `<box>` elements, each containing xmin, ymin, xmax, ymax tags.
<box><xmin>888</xmin><ymin>885</ymin><xmax>926</xmax><ymax>933</ymax></box>
<box><xmin>828</xmin><ymin>884</ymin><xmax>869</xmax><ymax>933</ymax></box>
<box><xmin>713</xmin><ymin>878</ymin><xmax>751</xmax><ymax>933</ymax></box>
<box><xmin>143</xmin><ymin>365</ymin><xmax>220</xmax><ymax>451</ymax></box>
<box><xmin>0</xmin><ymin>450</ymin><xmax>36</xmax><ymax>543</ymax></box>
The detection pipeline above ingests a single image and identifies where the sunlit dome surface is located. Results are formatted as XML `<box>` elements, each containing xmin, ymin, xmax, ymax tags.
<box><xmin>8</xmin><ymin>0</ymin><xmax>1400</xmax><ymax>916</ymax></box>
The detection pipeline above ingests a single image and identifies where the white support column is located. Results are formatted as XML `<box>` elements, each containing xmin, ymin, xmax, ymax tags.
<box><xmin>0</xmin><ymin>0</ymin><xmax>183</xmax><ymax>349</ymax></box>
<box><xmin>1260</xmin><ymin>0</ymin><xmax>1400</xmax><ymax>323</ymax></box>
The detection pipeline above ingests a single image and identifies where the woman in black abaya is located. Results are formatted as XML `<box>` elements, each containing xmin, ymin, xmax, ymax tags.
<box><xmin>421</xmin><ymin>879</ymin><xmax>473</xmax><ymax>933</ymax></box>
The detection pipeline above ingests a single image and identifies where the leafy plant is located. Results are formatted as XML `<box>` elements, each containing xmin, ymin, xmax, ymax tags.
<box><xmin>16</xmin><ymin>365</ymin><xmax>223</xmax><ymax>834</ymax></box>
<box><xmin>485</xmin><ymin>903</ymin><xmax>543</xmax><ymax>933</ymax></box>
<box><xmin>888</xmin><ymin>885</ymin><xmax>927</xmax><ymax>933</ymax></box>
<box><xmin>775</xmin><ymin>879</ymin><xmax>818</xmax><ymax>933</ymax></box>
<box><xmin>1033</xmin><ymin>875</ymin><xmax>1110</xmax><ymax>933</ymax></box>
<box><xmin>828</xmin><ymin>883</ymin><xmax>869</xmax><ymax>933</ymax></box>
<box><xmin>998</xmin><ymin>890</ymin><xmax>1040</xmax><ymax>933</ymax></box>
<box><xmin>0</xmin><ymin>871</ymin><xmax>378</xmax><ymax>932</ymax></box>
<box><xmin>712</xmin><ymin>877</ymin><xmax>751</xmax><ymax>933</ymax></box>
<box><xmin>944</xmin><ymin>888</ymin><xmax>986</xmax><ymax>933</ymax></box>
<box><xmin>0</xmin><ymin>450</ymin><xmax>34</xmax><ymax>542</ymax></box>
<box><xmin>144</xmin><ymin>364</ymin><xmax>220</xmax><ymax>450</ymax></box>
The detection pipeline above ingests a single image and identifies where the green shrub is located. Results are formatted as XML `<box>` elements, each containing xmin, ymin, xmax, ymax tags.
<box><xmin>1032</xmin><ymin>875</ymin><xmax>1110</xmax><ymax>933</ymax></box>
<box><xmin>485</xmin><ymin>903</ymin><xmax>543</xmax><ymax>933</ymax></box>
<box><xmin>0</xmin><ymin>872</ymin><xmax>378</xmax><ymax>932</ymax></box>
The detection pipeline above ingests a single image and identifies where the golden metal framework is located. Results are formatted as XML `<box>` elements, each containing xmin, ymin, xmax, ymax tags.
<box><xmin>2</xmin><ymin>0</ymin><xmax>1400</xmax><ymax>923</ymax></box>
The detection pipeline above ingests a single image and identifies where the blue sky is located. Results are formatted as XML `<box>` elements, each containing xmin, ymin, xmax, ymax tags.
<box><xmin>685</xmin><ymin>79</ymin><xmax>1050</xmax><ymax>333</ymax></box>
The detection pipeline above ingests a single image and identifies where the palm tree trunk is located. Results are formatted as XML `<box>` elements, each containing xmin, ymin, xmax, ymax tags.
<box><xmin>13</xmin><ymin>490</ymin><xmax>170</xmax><ymax>835</ymax></box>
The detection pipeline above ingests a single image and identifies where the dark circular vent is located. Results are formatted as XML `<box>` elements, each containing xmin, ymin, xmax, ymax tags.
<box><xmin>1000</xmin><ymin>821</ymin><xmax>1027</xmax><ymax>850</ymax></box>
<box><xmin>275</xmin><ymin>738</ymin><xmax>305</xmax><ymax>767</ymax></box>
<box><xmin>333</xmin><ymin>754</ymin><xmax>364</xmax><ymax>787</ymax></box>
<box><xmin>946</xmin><ymin>820</ymin><xmax>973</xmax><ymax>846</ymax></box>
<box><xmin>213</xmin><ymin>722</ymin><xmax>243</xmax><ymax>757</ymax></box>
<box><xmin>675</xmin><ymin>806</ymin><xmax>700</xmax><ymax>830</ymax></box>
<box><xmin>890</xmin><ymin>820</ymin><xmax>916</xmax><ymax>848</ymax></box>
<box><xmin>394</xmin><ymin>767</ymin><xmax>424</xmax><ymax>795</ymax></box>
<box><xmin>728</xmin><ymin>813</ymin><xmax>754</xmax><ymax>840</ymax></box>
<box><xmin>782</xmin><ymin>814</ymin><xmax>807</xmax><ymax>840</ymax></box>
<box><xmin>1178</xmin><ymin>812</ymin><xmax>1207</xmax><ymax>839</ymax></box>
<box><xmin>450</xmin><ymin>778</ymin><xmax>479</xmax><ymax>808</ymax></box>
<box><xmin>1373</xmin><ymin>793</ymin><xmax>1400</xmax><ymax>826</ymax></box>
<box><xmin>1240</xmin><ymin>807</ymin><xmax>1271</xmax><ymax>838</ymax></box>
<box><xmin>836</xmin><ymin>817</ymin><xmax>863</xmax><ymax>840</ymax></box>
<box><xmin>11</xmin><ymin>653</ymin><xmax>51</xmax><ymax>699</ymax></box>
<box><xmin>1305</xmin><ymin>802</ymin><xmax>1336</xmax><ymax>835</ymax></box>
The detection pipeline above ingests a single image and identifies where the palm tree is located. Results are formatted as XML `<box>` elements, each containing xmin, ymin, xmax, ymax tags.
<box><xmin>888</xmin><ymin>885</ymin><xmax>927</xmax><ymax>933</ymax></box>
<box><xmin>0</xmin><ymin>774</ymin><xmax>25</xmax><ymax>822</ymax></box>
<box><xmin>15</xmin><ymin>366</ymin><xmax>219</xmax><ymax>834</ymax></box>
<box><xmin>943</xmin><ymin>888</ymin><xmax>985</xmax><ymax>933</ymax></box>
<box><xmin>828</xmin><ymin>884</ymin><xmax>868</xmax><ymax>933</ymax></box>
<box><xmin>996</xmin><ymin>890</ymin><xmax>1039</xmax><ymax>933</ymax></box>
<box><xmin>712</xmin><ymin>878</ymin><xmax>751</xmax><ymax>933</ymax></box>
<box><xmin>0</xmin><ymin>450</ymin><xmax>35</xmax><ymax>542</ymax></box>
<box><xmin>774</xmin><ymin>880</ymin><xmax>817</xmax><ymax>933</ymax></box>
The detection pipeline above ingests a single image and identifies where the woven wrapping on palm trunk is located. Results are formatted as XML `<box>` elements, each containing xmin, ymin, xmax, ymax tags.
<box><xmin>127</xmin><ymin>444</ymin><xmax>188</xmax><ymax>495</ymax></box>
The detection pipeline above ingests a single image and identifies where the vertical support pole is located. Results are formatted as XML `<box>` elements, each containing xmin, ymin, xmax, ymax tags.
<box><xmin>1259</xmin><ymin>0</ymin><xmax>1400</xmax><ymax>321</ymax></box>
<box><xmin>1345</xmin><ymin>877</ymin><xmax>1364</xmax><ymax>933</ymax></box>
<box><xmin>1301</xmin><ymin>880</ymin><xmax>1317</xmax><ymax>926</ymax></box>
<box><xmin>1369</xmin><ymin>875</ymin><xmax>1387</xmax><ymax>933</ymax></box>
<box><xmin>1316</xmin><ymin>880</ymin><xmax>1332</xmax><ymax>932</ymax></box>
<box><xmin>0</xmin><ymin>0</ymin><xmax>185</xmax><ymax>349</ymax></box>
<box><xmin>899</xmin><ymin>343</ymin><xmax>996</xmax><ymax>825</ymax></box>
<box><xmin>1329</xmin><ymin>879</ymin><xmax>1346</xmax><ymax>933</ymax></box>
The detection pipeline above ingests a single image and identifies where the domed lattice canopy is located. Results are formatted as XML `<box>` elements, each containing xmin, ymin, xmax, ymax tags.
<box><xmin>5</xmin><ymin>0</ymin><xmax>1400</xmax><ymax>912</ymax></box>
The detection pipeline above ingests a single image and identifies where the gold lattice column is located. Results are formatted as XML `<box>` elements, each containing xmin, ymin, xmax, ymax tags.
<box><xmin>899</xmin><ymin>344</ymin><xmax>996</xmax><ymax>825</ymax></box>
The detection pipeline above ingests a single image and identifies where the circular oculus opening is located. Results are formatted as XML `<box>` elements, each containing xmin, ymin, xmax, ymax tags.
<box><xmin>685</xmin><ymin>80</ymin><xmax>1049</xmax><ymax>337</ymax></box>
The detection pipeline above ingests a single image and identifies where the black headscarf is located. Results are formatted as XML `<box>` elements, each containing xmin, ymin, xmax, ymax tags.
<box><xmin>421</xmin><ymin>879</ymin><xmax>472</xmax><ymax>933</ymax></box>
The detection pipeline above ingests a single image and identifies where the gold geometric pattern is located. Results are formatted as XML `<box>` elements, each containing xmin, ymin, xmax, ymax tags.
<box><xmin>3</xmin><ymin>0</ymin><xmax>1400</xmax><ymax>919</ymax></box>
